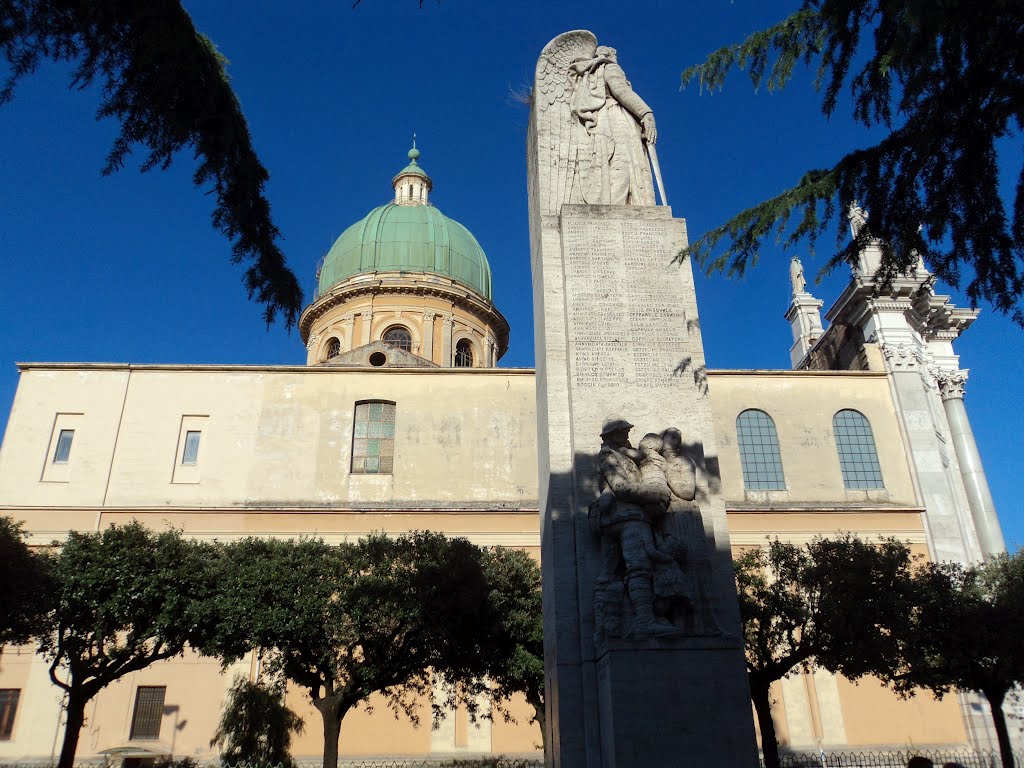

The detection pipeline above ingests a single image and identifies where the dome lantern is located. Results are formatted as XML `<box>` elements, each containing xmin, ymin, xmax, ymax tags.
<box><xmin>392</xmin><ymin>135</ymin><xmax>431</xmax><ymax>206</ymax></box>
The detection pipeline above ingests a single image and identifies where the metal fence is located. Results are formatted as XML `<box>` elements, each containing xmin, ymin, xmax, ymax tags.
<box><xmin>764</xmin><ymin>750</ymin><xmax>1020</xmax><ymax>768</ymax></box>
<box><xmin>3</xmin><ymin>753</ymin><xmax>1018</xmax><ymax>768</ymax></box>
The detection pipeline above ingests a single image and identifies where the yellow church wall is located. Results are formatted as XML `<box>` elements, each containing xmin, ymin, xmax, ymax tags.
<box><xmin>727</xmin><ymin>511</ymin><xmax>927</xmax><ymax>546</ymax></box>
<box><xmin>0</xmin><ymin>364</ymin><xmax>981</xmax><ymax>760</ymax></box>
<box><xmin>490</xmin><ymin>693</ymin><xmax>543</xmax><ymax>754</ymax></box>
<box><xmin>708</xmin><ymin>371</ymin><xmax>917</xmax><ymax>507</ymax></box>
<box><xmin>0</xmin><ymin>365</ymin><xmax>538</xmax><ymax>517</ymax></box>
<box><xmin>836</xmin><ymin>676</ymin><xmax>966</xmax><ymax>747</ymax></box>
<box><xmin>285</xmin><ymin>687</ymin><xmax>433</xmax><ymax>757</ymax></box>
<box><xmin>0</xmin><ymin>368</ymin><xmax>130</xmax><ymax>508</ymax></box>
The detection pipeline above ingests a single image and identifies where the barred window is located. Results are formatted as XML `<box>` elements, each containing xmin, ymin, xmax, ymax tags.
<box><xmin>0</xmin><ymin>689</ymin><xmax>19</xmax><ymax>740</ymax></box>
<box><xmin>351</xmin><ymin>401</ymin><xmax>396</xmax><ymax>474</ymax></box>
<box><xmin>325</xmin><ymin>337</ymin><xmax>341</xmax><ymax>359</ymax></box>
<box><xmin>735</xmin><ymin>409</ymin><xmax>786</xmax><ymax>491</ymax></box>
<box><xmin>129</xmin><ymin>686</ymin><xmax>165</xmax><ymax>740</ymax></box>
<box><xmin>833</xmin><ymin>409</ymin><xmax>885</xmax><ymax>489</ymax></box>
<box><xmin>454</xmin><ymin>339</ymin><xmax>474</xmax><ymax>368</ymax></box>
<box><xmin>382</xmin><ymin>326</ymin><xmax>412</xmax><ymax>352</ymax></box>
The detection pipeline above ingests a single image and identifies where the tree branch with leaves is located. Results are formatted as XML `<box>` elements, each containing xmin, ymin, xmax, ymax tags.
<box><xmin>735</xmin><ymin>536</ymin><xmax>917</xmax><ymax>768</ymax></box>
<box><xmin>680</xmin><ymin>1</ymin><xmax>1024</xmax><ymax>324</ymax></box>
<box><xmin>1</xmin><ymin>0</ymin><xmax>303</xmax><ymax>326</ymax></box>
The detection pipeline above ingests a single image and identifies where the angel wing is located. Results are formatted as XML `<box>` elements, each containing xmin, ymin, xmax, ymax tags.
<box><xmin>531</xmin><ymin>30</ymin><xmax>597</xmax><ymax>216</ymax></box>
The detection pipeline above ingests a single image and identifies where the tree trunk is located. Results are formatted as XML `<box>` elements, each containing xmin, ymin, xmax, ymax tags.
<box><xmin>982</xmin><ymin>688</ymin><xmax>1013</xmax><ymax>768</ymax></box>
<box><xmin>56</xmin><ymin>689</ymin><xmax>88</xmax><ymax>768</ymax></box>
<box><xmin>751</xmin><ymin>678</ymin><xmax>780</xmax><ymax>768</ymax></box>
<box><xmin>314</xmin><ymin>696</ymin><xmax>344</xmax><ymax>768</ymax></box>
<box><xmin>529</xmin><ymin>698</ymin><xmax>547</xmax><ymax>758</ymax></box>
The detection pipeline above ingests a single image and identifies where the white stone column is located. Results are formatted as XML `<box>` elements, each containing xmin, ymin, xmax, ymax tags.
<box><xmin>440</xmin><ymin>314</ymin><xmax>454</xmax><ymax>367</ymax></box>
<box><xmin>359</xmin><ymin>310</ymin><xmax>373</xmax><ymax>347</ymax></box>
<box><xmin>485</xmin><ymin>333</ymin><xmax>497</xmax><ymax>367</ymax></box>
<box><xmin>937</xmin><ymin>370</ymin><xmax>1006</xmax><ymax>557</ymax></box>
<box><xmin>422</xmin><ymin>311</ymin><xmax>436</xmax><ymax>361</ymax></box>
<box><xmin>339</xmin><ymin>313</ymin><xmax>355</xmax><ymax>353</ymax></box>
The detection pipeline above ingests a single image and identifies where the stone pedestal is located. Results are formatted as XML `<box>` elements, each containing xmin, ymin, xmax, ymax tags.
<box><xmin>598</xmin><ymin>645</ymin><xmax>756</xmax><ymax>768</ymax></box>
<box><xmin>530</xmin><ymin>204</ymin><xmax>757</xmax><ymax>768</ymax></box>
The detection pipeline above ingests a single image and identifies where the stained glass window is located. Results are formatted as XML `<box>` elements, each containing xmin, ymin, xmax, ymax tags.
<box><xmin>351</xmin><ymin>401</ymin><xmax>396</xmax><ymax>474</ymax></box>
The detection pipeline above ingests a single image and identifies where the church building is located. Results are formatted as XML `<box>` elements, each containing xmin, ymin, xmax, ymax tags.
<box><xmin>0</xmin><ymin>145</ymin><xmax>1011</xmax><ymax>762</ymax></box>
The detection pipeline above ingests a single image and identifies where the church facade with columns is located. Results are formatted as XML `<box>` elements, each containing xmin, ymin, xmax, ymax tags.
<box><xmin>0</xmin><ymin>147</ymin><xmax>1013</xmax><ymax>763</ymax></box>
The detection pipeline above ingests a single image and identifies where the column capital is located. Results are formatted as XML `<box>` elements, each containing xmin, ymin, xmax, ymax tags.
<box><xmin>423</xmin><ymin>310</ymin><xmax>437</xmax><ymax>322</ymax></box>
<box><xmin>881</xmin><ymin>342</ymin><xmax>930</xmax><ymax>373</ymax></box>
<box><xmin>936</xmin><ymin>369</ymin><xmax>968</xmax><ymax>401</ymax></box>
<box><xmin>305</xmin><ymin>333</ymin><xmax>320</xmax><ymax>351</ymax></box>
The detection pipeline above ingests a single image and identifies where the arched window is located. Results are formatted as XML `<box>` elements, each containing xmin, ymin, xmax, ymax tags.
<box><xmin>833</xmin><ymin>409</ymin><xmax>885</xmax><ymax>489</ymax></box>
<box><xmin>351</xmin><ymin>400</ymin><xmax>396</xmax><ymax>474</ymax></box>
<box><xmin>735</xmin><ymin>409</ymin><xmax>786</xmax><ymax>490</ymax></box>
<box><xmin>454</xmin><ymin>339</ymin><xmax>474</xmax><ymax>368</ymax></box>
<box><xmin>382</xmin><ymin>326</ymin><xmax>412</xmax><ymax>352</ymax></box>
<box><xmin>324</xmin><ymin>337</ymin><xmax>341</xmax><ymax>360</ymax></box>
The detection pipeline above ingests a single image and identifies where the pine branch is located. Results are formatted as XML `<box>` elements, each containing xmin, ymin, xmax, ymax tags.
<box><xmin>0</xmin><ymin>0</ymin><xmax>303</xmax><ymax>327</ymax></box>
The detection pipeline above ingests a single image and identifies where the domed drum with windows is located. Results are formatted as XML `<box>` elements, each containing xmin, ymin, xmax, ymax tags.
<box><xmin>299</xmin><ymin>143</ymin><xmax>509</xmax><ymax>369</ymax></box>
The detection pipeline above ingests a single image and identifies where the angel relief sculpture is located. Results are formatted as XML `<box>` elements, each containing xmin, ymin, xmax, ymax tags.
<box><xmin>589</xmin><ymin>419</ymin><xmax>723</xmax><ymax>641</ymax></box>
<box><xmin>532</xmin><ymin>31</ymin><xmax>665</xmax><ymax>215</ymax></box>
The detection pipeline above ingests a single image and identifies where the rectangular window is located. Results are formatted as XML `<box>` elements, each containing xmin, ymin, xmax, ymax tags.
<box><xmin>42</xmin><ymin>414</ymin><xmax>83</xmax><ymax>482</ymax></box>
<box><xmin>53</xmin><ymin>429</ymin><xmax>74</xmax><ymax>464</ymax></box>
<box><xmin>351</xmin><ymin>401</ymin><xmax>396</xmax><ymax>474</ymax></box>
<box><xmin>0</xmin><ymin>689</ymin><xmax>19</xmax><ymax>740</ymax></box>
<box><xmin>181</xmin><ymin>431</ymin><xmax>201</xmax><ymax>465</ymax></box>
<box><xmin>129</xmin><ymin>686</ymin><xmax>166</xmax><ymax>740</ymax></box>
<box><xmin>172</xmin><ymin>415</ymin><xmax>207</xmax><ymax>484</ymax></box>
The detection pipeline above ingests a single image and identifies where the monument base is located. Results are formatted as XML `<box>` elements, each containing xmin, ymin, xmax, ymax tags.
<box><xmin>597</xmin><ymin>645</ymin><xmax>754</xmax><ymax>768</ymax></box>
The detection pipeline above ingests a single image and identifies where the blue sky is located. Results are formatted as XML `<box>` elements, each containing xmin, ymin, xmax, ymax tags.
<box><xmin>0</xmin><ymin>1</ymin><xmax>1020</xmax><ymax>549</ymax></box>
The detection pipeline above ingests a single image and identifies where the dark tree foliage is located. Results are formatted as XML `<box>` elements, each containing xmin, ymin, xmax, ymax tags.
<box><xmin>895</xmin><ymin>551</ymin><xmax>1024</xmax><ymax>768</ymax></box>
<box><xmin>480</xmin><ymin>547</ymin><xmax>545</xmax><ymax>753</ymax></box>
<box><xmin>0</xmin><ymin>516</ymin><xmax>50</xmax><ymax>645</ymax></box>
<box><xmin>735</xmin><ymin>536</ymin><xmax>916</xmax><ymax>768</ymax></box>
<box><xmin>211</xmin><ymin>676</ymin><xmax>304</xmax><ymax>768</ymax></box>
<box><xmin>0</xmin><ymin>0</ymin><xmax>303</xmax><ymax>326</ymax></box>
<box><xmin>39</xmin><ymin>523</ymin><xmax>216</xmax><ymax>768</ymax></box>
<box><xmin>206</xmin><ymin>533</ymin><xmax>506</xmax><ymax>768</ymax></box>
<box><xmin>680</xmin><ymin>1</ymin><xmax>1024</xmax><ymax>325</ymax></box>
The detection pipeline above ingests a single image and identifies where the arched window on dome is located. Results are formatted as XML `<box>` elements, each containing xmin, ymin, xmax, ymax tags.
<box><xmin>382</xmin><ymin>326</ymin><xmax>413</xmax><ymax>353</ymax></box>
<box><xmin>324</xmin><ymin>337</ymin><xmax>341</xmax><ymax>360</ymax></box>
<box><xmin>454</xmin><ymin>339</ymin><xmax>474</xmax><ymax>368</ymax></box>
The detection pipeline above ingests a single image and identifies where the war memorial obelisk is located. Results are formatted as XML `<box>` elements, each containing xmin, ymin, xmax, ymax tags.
<box><xmin>528</xmin><ymin>31</ymin><xmax>758</xmax><ymax>768</ymax></box>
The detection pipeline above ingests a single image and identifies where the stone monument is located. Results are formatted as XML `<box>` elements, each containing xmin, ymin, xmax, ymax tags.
<box><xmin>528</xmin><ymin>31</ymin><xmax>758</xmax><ymax>768</ymax></box>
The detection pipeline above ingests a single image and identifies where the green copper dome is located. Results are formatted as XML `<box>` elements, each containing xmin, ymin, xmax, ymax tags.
<box><xmin>317</xmin><ymin>146</ymin><xmax>493</xmax><ymax>300</ymax></box>
<box><xmin>317</xmin><ymin>204</ymin><xmax>493</xmax><ymax>300</ymax></box>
